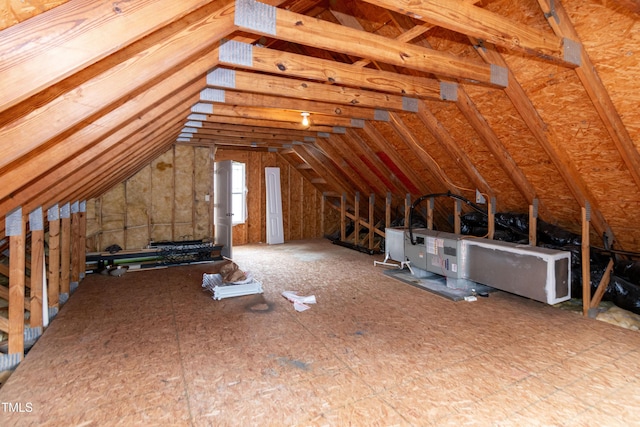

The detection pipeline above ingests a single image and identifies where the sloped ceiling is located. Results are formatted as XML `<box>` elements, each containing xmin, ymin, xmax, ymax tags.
<box><xmin>0</xmin><ymin>0</ymin><xmax>639</xmax><ymax>250</ymax></box>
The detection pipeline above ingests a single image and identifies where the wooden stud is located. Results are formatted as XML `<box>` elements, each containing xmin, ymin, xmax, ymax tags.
<box><xmin>385</xmin><ymin>192</ymin><xmax>392</xmax><ymax>231</ymax></box>
<box><xmin>71</xmin><ymin>202</ymin><xmax>81</xmax><ymax>285</ymax></box>
<box><xmin>362</xmin><ymin>0</ymin><xmax>566</xmax><ymax>62</ymax></box>
<box><xmin>529</xmin><ymin>199</ymin><xmax>538</xmax><ymax>246</ymax></box>
<box><xmin>538</xmin><ymin>0</ymin><xmax>640</xmax><ymax>192</ymax></box>
<box><xmin>29</xmin><ymin>208</ymin><xmax>45</xmax><ymax>328</ymax></box>
<box><xmin>220</xmin><ymin>43</ymin><xmax>441</xmax><ymax>100</ymax></box>
<box><xmin>487</xmin><ymin>197</ymin><xmax>495</xmax><ymax>240</ymax></box>
<box><xmin>405</xmin><ymin>194</ymin><xmax>411</xmax><ymax>230</ymax></box>
<box><xmin>321</xmin><ymin>193</ymin><xmax>326</xmax><ymax>237</ymax></box>
<box><xmin>47</xmin><ymin>206</ymin><xmax>60</xmax><ymax>310</ymax></box>
<box><xmin>354</xmin><ymin>192</ymin><xmax>360</xmax><ymax>246</ymax></box>
<box><xmin>471</xmin><ymin>37</ymin><xmax>612</xmax><ymax>246</ymax></box>
<box><xmin>369</xmin><ymin>194</ymin><xmax>375</xmax><ymax>250</ymax></box>
<box><xmin>79</xmin><ymin>202</ymin><xmax>87</xmax><ymax>280</ymax></box>
<box><xmin>427</xmin><ymin>197</ymin><xmax>434</xmax><ymax>230</ymax></box>
<box><xmin>60</xmin><ymin>204</ymin><xmax>71</xmax><ymax>297</ymax></box>
<box><xmin>0</xmin><ymin>0</ymin><xmax>215</xmax><ymax>113</ymax></box>
<box><xmin>340</xmin><ymin>193</ymin><xmax>346</xmax><ymax>242</ymax></box>
<box><xmin>454</xmin><ymin>199</ymin><xmax>462</xmax><ymax>234</ymax></box>
<box><xmin>210</xmin><ymin>146</ymin><xmax>217</xmax><ymax>239</ymax></box>
<box><xmin>582</xmin><ymin>204</ymin><xmax>591</xmax><ymax>317</ymax></box>
<box><xmin>7</xmin><ymin>208</ymin><xmax>26</xmax><ymax>358</ymax></box>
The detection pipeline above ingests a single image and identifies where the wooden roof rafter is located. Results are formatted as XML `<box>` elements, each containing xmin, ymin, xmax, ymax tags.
<box><xmin>0</xmin><ymin>0</ymin><xmax>232</xmax><ymax>112</ymax></box>
<box><xmin>0</xmin><ymin>79</ymin><xmax>204</xmax><ymax>216</ymax></box>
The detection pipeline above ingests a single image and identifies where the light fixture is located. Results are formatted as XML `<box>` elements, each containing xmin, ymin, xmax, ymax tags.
<box><xmin>301</xmin><ymin>112</ymin><xmax>310</xmax><ymax>126</ymax></box>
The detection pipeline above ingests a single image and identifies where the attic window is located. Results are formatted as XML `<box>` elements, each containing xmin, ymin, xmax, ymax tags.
<box><xmin>232</xmin><ymin>162</ymin><xmax>247</xmax><ymax>225</ymax></box>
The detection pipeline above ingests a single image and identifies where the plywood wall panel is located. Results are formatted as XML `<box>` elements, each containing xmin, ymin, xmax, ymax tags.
<box><xmin>424</xmin><ymin>100</ymin><xmax>525</xmax><ymax>213</ymax></box>
<box><xmin>277</xmin><ymin>154</ymin><xmax>292</xmax><ymax>239</ymax></box>
<box><xmin>248</xmin><ymin>151</ymin><xmax>264</xmax><ymax>244</ymax></box>
<box><xmin>501</xmin><ymin>30</ymin><xmax>640</xmax><ymax>245</ymax></box>
<box><xmin>290</xmin><ymin>173</ymin><xmax>303</xmax><ymax>241</ymax></box>
<box><xmin>462</xmin><ymin>83</ymin><xmax>579</xmax><ymax>230</ymax></box>
<box><xmin>302</xmin><ymin>178</ymin><xmax>317</xmax><ymax>238</ymax></box>
<box><xmin>0</xmin><ymin>0</ymin><xmax>69</xmax><ymax>30</ymax></box>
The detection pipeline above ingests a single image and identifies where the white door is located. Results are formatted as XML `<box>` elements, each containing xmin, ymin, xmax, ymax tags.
<box><xmin>214</xmin><ymin>160</ymin><xmax>233</xmax><ymax>258</ymax></box>
<box><xmin>265</xmin><ymin>167</ymin><xmax>284</xmax><ymax>245</ymax></box>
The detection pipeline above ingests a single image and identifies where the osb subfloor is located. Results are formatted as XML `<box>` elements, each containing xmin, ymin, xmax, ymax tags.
<box><xmin>2</xmin><ymin>239</ymin><xmax>640</xmax><ymax>426</ymax></box>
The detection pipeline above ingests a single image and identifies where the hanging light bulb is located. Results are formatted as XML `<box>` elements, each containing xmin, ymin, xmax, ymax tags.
<box><xmin>301</xmin><ymin>112</ymin><xmax>310</xmax><ymax>126</ymax></box>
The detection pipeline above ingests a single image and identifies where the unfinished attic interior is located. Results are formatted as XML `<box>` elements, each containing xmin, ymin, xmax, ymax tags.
<box><xmin>2</xmin><ymin>0</ymin><xmax>640</xmax><ymax>423</ymax></box>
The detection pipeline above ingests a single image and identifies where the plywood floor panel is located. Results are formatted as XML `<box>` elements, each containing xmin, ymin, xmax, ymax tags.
<box><xmin>1</xmin><ymin>239</ymin><xmax>640</xmax><ymax>425</ymax></box>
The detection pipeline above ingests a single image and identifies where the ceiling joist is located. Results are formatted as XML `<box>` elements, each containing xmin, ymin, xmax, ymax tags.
<box><xmin>234</xmin><ymin>0</ymin><xmax>508</xmax><ymax>88</ymax></box>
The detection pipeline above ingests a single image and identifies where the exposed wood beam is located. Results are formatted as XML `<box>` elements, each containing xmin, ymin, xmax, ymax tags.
<box><xmin>332</xmin><ymin>9</ymin><xmax>491</xmax><ymax>211</ymax></box>
<box><xmin>538</xmin><ymin>0</ymin><xmax>640</xmax><ymax>192</ymax></box>
<box><xmin>360</xmin><ymin>0</ymin><xmax>570</xmax><ymax>66</ymax></box>
<box><xmin>198</xmin><ymin>122</ymin><xmax>320</xmax><ymax>140</ymax></box>
<box><xmin>220</xmin><ymin>41</ymin><xmax>442</xmax><ymax>99</ymax></box>
<box><xmin>195</xmin><ymin>128</ymin><xmax>310</xmax><ymax>143</ymax></box>
<box><xmin>0</xmin><ymin>0</ymin><xmax>224</xmax><ymax>112</ymax></box>
<box><xmin>235</xmin><ymin>1</ymin><xmax>505</xmax><ymax>88</ymax></box>
<box><xmin>200</xmin><ymin>114</ymin><xmax>335</xmax><ymax>133</ymax></box>
<box><xmin>202</xmin><ymin>89</ymin><xmax>379</xmax><ymax>120</ymax></box>
<box><xmin>203</xmin><ymin>104</ymin><xmax>357</xmax><ymax>128</ymax></box>
<box><xmin>471</xmin><ymin>38</ymin><xmax>613</xmax><ymax>245</ymax></box>
<box><xmin>206</xmin><ymin>68</ymin><xmax>416</xmax><ymax>111</ymax></box>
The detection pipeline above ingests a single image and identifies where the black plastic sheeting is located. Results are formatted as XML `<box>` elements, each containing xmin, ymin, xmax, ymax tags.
<box><xmin>460</xmin><ymin>212</ymin><xmax>640</xmax><ymax>314</ymax></box>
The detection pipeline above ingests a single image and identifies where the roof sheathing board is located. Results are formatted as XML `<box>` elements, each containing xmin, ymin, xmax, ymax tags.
<box><xmin>423</xmin><ymin>99</ymin><xmax>525</xmax><ymax>212</ymax></box>
<box><xmin>461</xmin><ymin>82</ymin><xmax>576</xmax><ymax>228</ymax></box>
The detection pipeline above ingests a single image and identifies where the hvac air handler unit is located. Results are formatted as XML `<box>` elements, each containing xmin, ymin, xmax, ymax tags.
<box><xmin>388</xmin><ymin>227</ymin><xmax>571</xmax><ymax>305</ymax></box>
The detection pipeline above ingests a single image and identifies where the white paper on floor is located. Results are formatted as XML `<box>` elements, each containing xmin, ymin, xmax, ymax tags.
<box><xmin>282</xmin><ymin>291</ymin><xmax>316</xmax><ymax>312</ymax></box>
